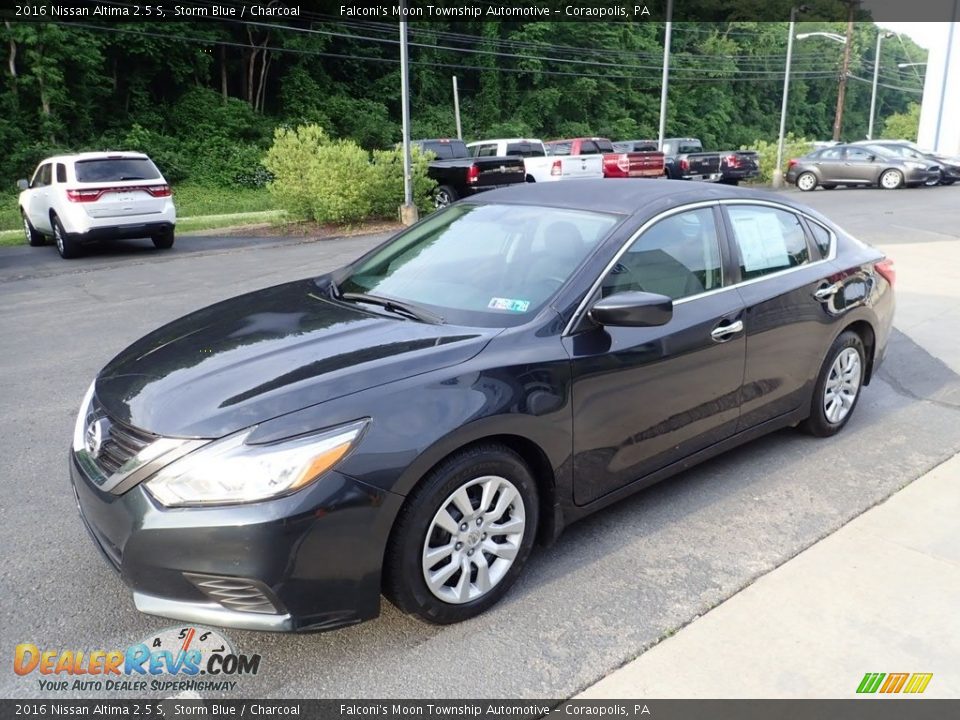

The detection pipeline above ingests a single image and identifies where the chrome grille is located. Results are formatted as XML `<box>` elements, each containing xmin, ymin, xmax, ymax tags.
<box><xmin>183</xmin><ymin>573</ymin><xmax>283</xmax><ymax>615</ymax></box>
<box><xmin>88</xmin><ymin>400</ymin><xmax>156</xmax><ymax>476</ymax></box>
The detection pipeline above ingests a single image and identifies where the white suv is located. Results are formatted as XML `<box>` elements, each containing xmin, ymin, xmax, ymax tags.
<box><xmin>18</xmin><ymin>151</ymin><xmax>176</xmax><ymax>259</ymax></box>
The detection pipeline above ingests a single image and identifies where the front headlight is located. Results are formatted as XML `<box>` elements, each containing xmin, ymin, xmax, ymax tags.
<box><xmin>145</xmin><ymin>419</ymin><xmax>369</xmax><ymax>507</ymax></box>
<box><xmin>72</xmin><ymin>380</ymin><xmax>96</xmax><ymax>452</ymax></box>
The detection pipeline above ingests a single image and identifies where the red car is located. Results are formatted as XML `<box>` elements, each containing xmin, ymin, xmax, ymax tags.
<box><xmin>545</xmin><ymin>137</ymin><xmax>665</xmax><ymax>178</ymax></box>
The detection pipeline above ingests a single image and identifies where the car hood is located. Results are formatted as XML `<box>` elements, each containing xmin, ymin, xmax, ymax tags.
<box><xmin>96</xmin><ymin>279</ymin><xmax>497</xmax><ymax>438</ymax></box>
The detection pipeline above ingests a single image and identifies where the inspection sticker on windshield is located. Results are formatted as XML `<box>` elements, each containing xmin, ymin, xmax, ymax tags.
<box><xmin>488</xmin><ymin>297</ymin><xmax>530</xmax><ymax>313</ymax></box>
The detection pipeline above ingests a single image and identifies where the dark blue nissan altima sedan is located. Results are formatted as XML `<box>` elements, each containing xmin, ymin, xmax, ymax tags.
<box><xmin>70</xmin><ymin>180</ymin><xmax>895</xmax><ymax>632</ymax></box>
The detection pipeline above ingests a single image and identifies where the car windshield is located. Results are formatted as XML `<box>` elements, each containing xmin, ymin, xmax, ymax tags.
<box><xmin>75</xmin><ymin>158</ymin><xmax>161</xmax><ymax>183</ymax></box>
<box><xmin>338</xmin><ymin>203</ymin><xmax>620</xmax><ymax>327</ymax></box>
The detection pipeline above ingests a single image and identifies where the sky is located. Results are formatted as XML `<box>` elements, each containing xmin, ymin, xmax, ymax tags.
<box><xmin>874</xmin><ymin>22</ymin><xmax>950</xmax><ymax>50</ymax></box>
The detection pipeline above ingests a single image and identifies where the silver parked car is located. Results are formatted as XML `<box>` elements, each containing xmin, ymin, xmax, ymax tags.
<box><xmin>786</xmin><ymin>144</ymin><xmax>940</xmax><ymax>191</ymax></box>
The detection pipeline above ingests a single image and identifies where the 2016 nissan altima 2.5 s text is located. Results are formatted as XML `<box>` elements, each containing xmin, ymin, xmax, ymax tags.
<box><xmin>70</xmin><ymin>180</ymin><xmax>895</xmax><ymax>632</ymax></box>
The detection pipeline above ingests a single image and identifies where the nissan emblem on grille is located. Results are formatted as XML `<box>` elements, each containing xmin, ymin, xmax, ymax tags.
<box><xmin>85</xmin><ymin>418</ymin><xmax>108</xmax><ymax>458</ymax></box>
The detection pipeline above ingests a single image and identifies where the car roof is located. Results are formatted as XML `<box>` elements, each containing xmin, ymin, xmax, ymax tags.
<box><xmin>39</xmin><ymin>151</ymin><xmax>150</xmax><ymax>164</ymax></box>
<box><xmin>472</xmin><ymin>178</ymin><xmax>811</xmax><ymax>217</ymax></box>
<box><xmin>467</xmin><ymin>138</ymin><xmax>544</xmax><ymax>145</ymax></box>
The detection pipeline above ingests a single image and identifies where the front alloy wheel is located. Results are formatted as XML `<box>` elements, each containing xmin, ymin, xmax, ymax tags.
<box><xmin>384</xmin><ymin>444</ymin><xmax>538</xmax><ymax>624</ymax></box>
<box><xmin>422</xmin><ymin>475</ymin><xmax>525</xmax><ymax>604</ymax></box>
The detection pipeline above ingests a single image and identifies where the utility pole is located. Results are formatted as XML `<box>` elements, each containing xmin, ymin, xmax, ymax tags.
<box><xmin>868</xmin><ymin>32</ymin><xmax>894</xmax><ymax>140</ymax></box>
<box><xmin>452</xmin><ymin>76</ymin><xmax>462</xmax><ymax>140</ymax></box>
<box><xmin>832</xmin><ymin>2</ymin><xmax>857</xmax><ymax>141</ymax></box>
<box><xmin>399</xmin><ymin>8</ymin><xmax>417</xmax><ymax>225</ymax></box>
<box><xmin>657</xmin><ymin>0</ymin><xmax>673</xmax><ymax>150</ymax></box>
<box><xmin>773</xmin><ymin>6</ymin><xmax>801</xmax><ymax>190</ymax></box>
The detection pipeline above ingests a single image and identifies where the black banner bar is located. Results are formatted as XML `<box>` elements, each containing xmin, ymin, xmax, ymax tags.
<box><xmin>2</xmin><ymin>700</ymin><xmax>960</xmax><ymax>720</ymax></box>
<box><xmin>3</xmin><ymin>0</ymin><xmax>960</xmax><ymax>23</ymax></box>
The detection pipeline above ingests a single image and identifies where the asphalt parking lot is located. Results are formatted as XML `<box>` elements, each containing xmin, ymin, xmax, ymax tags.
<box><xmin>2</xmin><ymin>184</ymin><xmax>959</xmax><ymax>699</ymax></box>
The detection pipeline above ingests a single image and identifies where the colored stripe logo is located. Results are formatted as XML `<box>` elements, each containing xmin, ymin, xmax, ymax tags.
<box><xmin>857</xmin><ymin>672</ymin><xmax>933</xmax><ymax>694</ymax></box>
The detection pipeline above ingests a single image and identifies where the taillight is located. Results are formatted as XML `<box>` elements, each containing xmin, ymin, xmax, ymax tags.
<box><xmin>875</xmin><ymin>258</ymin><xmax>896</xmax><ymax>288</ymax></box>
<box><xmin>66</xmin><ymin>189</ymin><xmax>103</xmax><ymax>203</ymax></box>
<box><xmin>726</xmin><ymin>154</ymin><xmax>739</xmax><ymax>168</ymax></box>
<box><xmin>616</xmin><ymin>154</ymin><xmax>630</xmax><ymax>173</ymax></box>
<box><xmin>146</xmin><ymin>184</ymin><xmax>172</xmax><ymax>197</ymax></box>
<box><xmin>680</xmin><ymin>158</ymin><xmax>689</xmax><ymax>171</ymax></box>
<box><xmin>550</xmin><ymin>160</ymin><xmax>562</xmax><ymax>176</ymax></box>
<box><xmin>787</xmin><ymin>159</ymin><xmax>798</xmax><ymax>169</ymax></box>
<box><xmin>466</xmin><ymin>165</ymin><xmax>479</xmax><ymax>184</ymax></box>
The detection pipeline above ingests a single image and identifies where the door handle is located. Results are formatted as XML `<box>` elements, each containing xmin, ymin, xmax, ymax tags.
<box><xmin>813</xmin><ymin>285</ymin><xmax>839</xmax><ymax>301</ymax></box>
<box><xmin>710</xmin><ymin>319</ymin><xmax>744</xmax><ymax>341</ymax></box>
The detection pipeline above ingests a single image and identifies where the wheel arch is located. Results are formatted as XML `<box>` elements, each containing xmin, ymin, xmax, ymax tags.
<box><xmin>391</xmin><ymin>430</ymin><xmax>561</xmax><ymax>549</ymax></box>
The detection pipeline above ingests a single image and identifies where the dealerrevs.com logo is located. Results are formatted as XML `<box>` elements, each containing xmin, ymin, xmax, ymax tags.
<box><xmin>14</xmin><ymin>626</ymin><xmax>261</xmax><ymax>693</ymax></box>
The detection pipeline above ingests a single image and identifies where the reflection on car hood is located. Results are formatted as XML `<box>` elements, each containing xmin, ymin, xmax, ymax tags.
<box><xmin>96</xmin><ymin>279</ymin><xmax>497</xmax><ymax>438</ymax></box>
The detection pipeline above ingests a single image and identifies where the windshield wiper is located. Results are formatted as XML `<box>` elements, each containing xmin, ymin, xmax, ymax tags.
<box><xmin>340</xmin><ymin>292</ymin><xmax>444</xmax><ymax>325</ymax></box>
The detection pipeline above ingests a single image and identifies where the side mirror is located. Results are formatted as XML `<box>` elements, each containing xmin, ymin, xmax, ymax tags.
<box><xmin>588</xmin><ymin>291</ymin><xmax>673</xmax><ymax>328</ymax></box>
<box><xmin>16</xmin><ymin>179</ymin><xmax>29</xmax><ymax>191</ymax></box>
<box><xmin>867</xmin><ymin>155</ymin><xmax>876</xmax><ymax>162</ymax></box>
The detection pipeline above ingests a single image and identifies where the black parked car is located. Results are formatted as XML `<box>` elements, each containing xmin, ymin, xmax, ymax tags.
<box><xmin>413</xmin><ymin>138</ymin><xmax>525</xmax><ymax>208</ymax></box>
<box><xmin>71</xmin><ymin>180</ymin><xmax>895</xmax><ymax>632</ymax></box>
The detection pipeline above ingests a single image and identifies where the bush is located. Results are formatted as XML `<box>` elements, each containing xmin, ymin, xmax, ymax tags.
<box><xmin>369</xmin><ymin>146</ymin><xmax>436</xmax><ymax>217</ymax></box>
<box><xmin>745</xmin><ymin>133</ymin><xmax>814</xmax><ymax>185</ymax></box>
<box><xmin>264</xmin><ymin>124</ymin><xmax>434</xmax><ymax>225</ymax></box>
<box><xmin>881</xmin><ymin>103</ymin><xmax>920</xmax><ymax>142</ymax></box>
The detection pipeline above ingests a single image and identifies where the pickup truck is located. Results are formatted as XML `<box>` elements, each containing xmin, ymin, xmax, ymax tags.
<box><xmin>467</xmin><ymin>138</ymin><xmax>603</xmax><ymax>183</ymax></box>
<box><xmin>544</xmin><ymin>137</ymin><xmax>665</xmax><ymax>179</ymax></box>
<box><xmin>412</xmin><ymin>138</ymin><xmax>526</xmax><ymax>208</ymax></box>
<box><xmin>662</xmin><ymin>137</ymin><xmax>760</xmax><ymax>184</ymax></box>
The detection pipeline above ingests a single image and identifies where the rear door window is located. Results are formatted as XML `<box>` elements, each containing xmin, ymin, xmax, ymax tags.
<box><xmin>74</xmin><ymin>158</ymin><xmax>161</xmax><ymax>183</ymax></box>
<box><xmin>726</xmin><ymin>205</ymin><xmax>810</xmax><ymax>281</ymax></box>
<box><xmin>806</xmin><ymin>220</ymin><xmax>833</xmax><ymax>259</ymax></box>
<box><xmin>56</xmin><ymin>163</ymin><xmax>67</xmax><ymax>183</ymax></box>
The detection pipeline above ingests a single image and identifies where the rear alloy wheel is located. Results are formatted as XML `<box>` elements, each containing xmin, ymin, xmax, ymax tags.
<box><xmin>152</xmin><ymin>228</ymin><xmax>175</xmax><ymax>250</ymax></box>
<box><xmin>23</xmin><ymin>213</ymin><xmax>45</xmax><ymax>246</ymax></box>
<box><xmin>796</xmin><ymin>172</ymin><xmax>818</xmax><ymax>192</ymax></box>
<box><xmin>879</xmin><ymin>169</ymin><xmax>904</xmax><ymax>190</ymax></box>
<box><xmin>383</xmin><ymin>444</ymin><xmax>538</xmax><ymax>624</ymax></box>
<box><xmin>52</xmin><ymin>215</ymin><xmax>80</xmax><ymax>259</ymax></box>
<box><xmin>801</xmin><ymin>331</ymin><xmax>865</xmax><ymax>437</ymax></box>
<box><xmin>433</xmin><ymin>185</ymin><xmax>458</xmax><ymax>209</ymax></box>
<box><xmin>924</xmin><ymin>174</ymin><xmax>941</xmax><ymax>187</ymax></box>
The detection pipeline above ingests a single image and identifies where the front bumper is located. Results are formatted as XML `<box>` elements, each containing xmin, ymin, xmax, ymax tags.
<box><xmin>902</xmin><ymin>167</ymin><xmax>941</xmax><ymax>185</ymax></box>
<box><xmin>69</xmin><ymin>451</ymin><xmax>404</xmax><ymax>632</ymax></box>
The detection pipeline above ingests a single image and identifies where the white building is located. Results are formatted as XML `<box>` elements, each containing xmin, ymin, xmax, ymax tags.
<box><xmin>918</xmin><ymin>21</ymin><xmax>960</xmax><ymax>154</ymax></box>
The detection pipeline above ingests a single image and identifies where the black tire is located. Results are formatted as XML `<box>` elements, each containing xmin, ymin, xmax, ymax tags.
<box><xmin>52</xmin><ymin>215</ymin><xmax>81</xmax><ymax>259</ymax></box>
<box><xmin>433</xmin><ymin>185</ymin><xmax>458</xmax><ymax>209</ymax></box>
<box><xmin>800</xmin><ymin>330</ymin><xmax>866</xmax><ymax>438</ymax></box>
<box><xmin>719</xmin><ymin>178</ymin><xmax>740</xmax><ymax>186</ymax></box>
<box><xmin>796</xmin><ymin>172</ymin><xmax>818</xmax><ymax>192</ymax></box>
<box><xmin>942</xmin><ymin>179</ymin><xmax>955</xmax><ymax>186</ymax></box>
<box><xmin>879</xmin><ymin>169</ymin><xmax>904</xmax><ymax>190</ymax></box>
<box><xmin>152</xmin><ymin>228</ymin><xmax>175</xmax><ymax>249</ymax></box>
<box><xmin>383</xmin><ymin>444</ymin><xmax>539</xmax><ymax>625</ymax></box>
<box><xmin>22</xmin><ymin>212</ymin><xmax>45</xmax><ymax>246</ymax></box>
<box><xmin>822</xmin><ymin>184</ymin><xmax>837</xmax><ymax>190</ymax></box>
